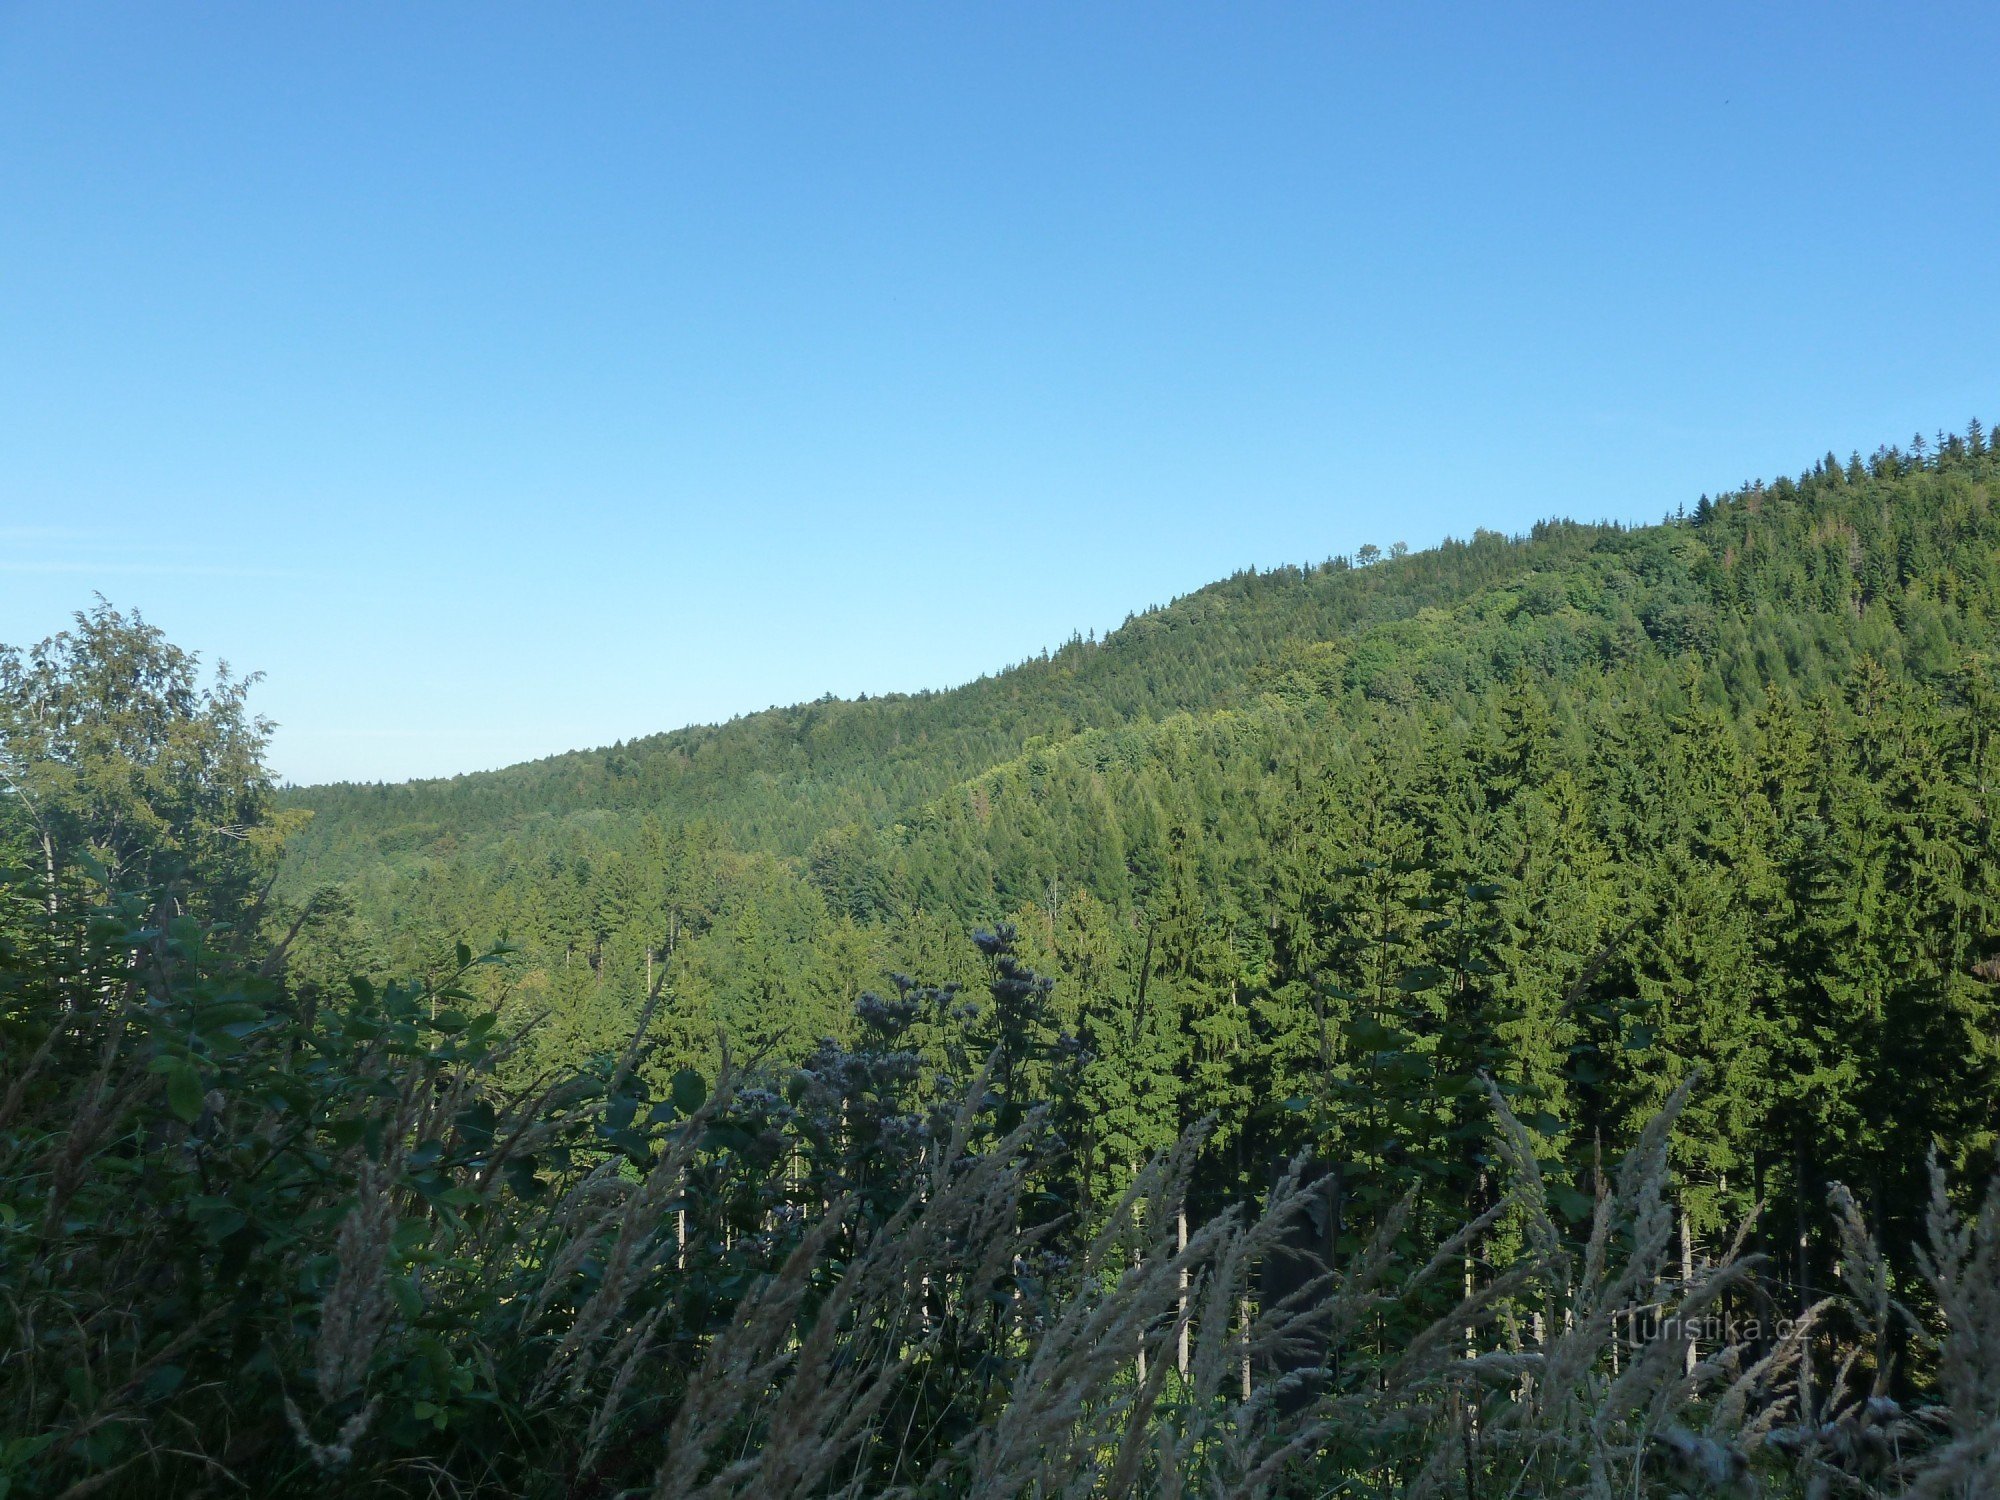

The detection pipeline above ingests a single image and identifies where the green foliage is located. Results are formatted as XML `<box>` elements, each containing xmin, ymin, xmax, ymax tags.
<box><xmin>0</xmin><ymin>833</ymin><xmax>1056</xmax><ymax>1494</ymax></box>
<box><xmin>1</xmin><ymin>599</ymin><xmax>288</xmax><ymax>922</ymax></box>
<box><xmin>264</xmin><ymin>427</ymin><xmax>2000</xmax><ymax>1320</ymax></box>
<box><xmin>10</xmin><ymin>422</ymin><xmax>2000</xmax><ymax>1494</ymax></box>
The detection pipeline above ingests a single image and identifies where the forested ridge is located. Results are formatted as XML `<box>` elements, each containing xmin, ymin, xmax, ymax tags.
<box><xmin>286</xmin><ymin>430</ymin><xmax>2000</xmax><ymax>1240</ymax></box>
<box><xmin>5</xmin><ymin>424</ymin><xmax>2000</xmax><ymax>1497</ymax></box>
<box><xmin>282</xmin><ymin>429</ymin><xmax>1998</xmax><ymax>890</ymax></box>
<box><xmin>278</xmin><ymin>517</ymin><xmax>1580</xmax><ymax>872</ymax></box>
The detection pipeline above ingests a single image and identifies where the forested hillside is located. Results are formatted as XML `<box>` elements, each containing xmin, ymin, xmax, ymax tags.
<box><xmin>276</xmin><ymin>422</ymin><xmax>2000</xmax><ymax>1385</ymax></box>
<box><xmin>285</xmin><ymin>433</ymin><xmax>2000</xmax><ymax>1249</ymax></box>
<box><xmin>8</xmin><ymin>425</ymin><xmax>1999</xmax><ymax>1497</ymax></box>
<box><xmin>284</xmin><ymin>431</ymin><xmax>1998</xmax><ymax>903</ymax></box>
<box><xmin>277</xmin><ymin>519</ymin><xmax>1588</xmax><ymax>875</ymax></box>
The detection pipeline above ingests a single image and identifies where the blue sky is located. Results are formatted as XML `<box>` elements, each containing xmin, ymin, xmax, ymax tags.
<box><xmin>3</xmin><ymin>4</ymin><xmax>1996</xmax><ymax>784</ymax></box>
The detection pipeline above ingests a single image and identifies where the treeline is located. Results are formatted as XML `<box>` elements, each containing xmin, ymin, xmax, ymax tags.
<box><xmin>5</xmin><ymin>423</ymin><xmax>2000</xmax><ymax>1493</ymax></box>
<box><xmin>289</xmin><ymin>431</ymin><xmax>2000</xmax><ymax>1297</ymax></box>
<box><xmin>27</xmin><ymin>816</ymin><xmax>1999</xmax><ymax>1496</ymax></box>
<box><xmin>0</xmin><ymin>602</ymin><xmax>1814</xmax><ymax>1496</ymax></box>
<box><xmin>4</xmin><ymin>615</ymin><xmax>1997</xmax><ymax>1498</ymax></box>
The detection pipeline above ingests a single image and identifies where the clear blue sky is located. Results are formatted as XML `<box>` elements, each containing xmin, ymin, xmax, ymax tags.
<box><xmin>3</xmin><ymin>4</ymin><xmax>1995</xmax><ymax>784</ymax></box>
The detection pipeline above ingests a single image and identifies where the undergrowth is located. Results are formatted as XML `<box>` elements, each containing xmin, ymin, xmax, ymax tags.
<box><xmin>1</xmin><ymin>883</ymin><xmax>1994</xmax><ymax>1498</ymax></box>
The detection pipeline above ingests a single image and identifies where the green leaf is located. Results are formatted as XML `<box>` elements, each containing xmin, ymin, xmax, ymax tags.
<box><xmin>391</xmin><ymin>1220</ymin><xmax>429</xmax><ymax>1259</ymax></box>
<box><xmin>504</xmin><ymin>1155</ymin><xmax>542</xmax><ymax>1199</ymax></box>
<box><xmin>1343</xmin><ymin>1015</ymin><xmax>1409</xmax><ymax>1051</ymax></box>
<box><xmin>702</xmin><ymin>1122</ymin><xmax>757</xmax><ymax>1155</ymax></box>
<box><xmin>390</xmin><ymin>1274</ymin><xmax>423</xmax><ymax>1319</ymax></box>
<box><xmin>454</xmin><ymin>1100</ymin><xmax>497</xmax><ymax>1145</ymax></box>
<box><xmin>1520</xmin><ymin>1111</ymin><xmax>1569</xmax><ymax>1138</ymax></box>
<box><xmin>163</xmin><ymin>1059</ymin><xmax>204</xmax><ymax>1123</ymax></box>
<box><xmin>188</xmin><ymin>1197</ymin><xmax>246</xmax><ymax>1244</ymax></box>
<box><xmin>1551</xmin><ymin>1184</ymin><xmax>1596</xmax><ymax>1222</ymax></box>
<box><xmin>194</xmin><ymin>999</ymin><xmax>265</xmax><ymax>1031</ymax></box>
<box><xmin>670</xmin><ymin>1069</ymin><xmax>708</xmax><ymax>1117</ymax></box>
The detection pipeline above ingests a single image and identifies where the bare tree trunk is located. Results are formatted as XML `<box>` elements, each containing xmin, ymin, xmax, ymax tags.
<box><xmin>41</xmin><ymin>830</ymin><xmax>59</xmax><ymax>922</ymax></box>
<box><xmin>1239</xmin><ymin>1294</ymin><xmax>1252</xmax><ymax>1401</ymax></box>
<box><xmin>1797</xmin><ymin>1137</ymin><xmax>1813</xmax><ymax>1416</ymax></box>
<box><xmin>1136</xmin><ymin>1252</ymin><xmax>1147</xmax><ymax>1387</ymax></box>
<box><xmin>1177</xmin><ymin>1207</ymin><xmax>1190</xmax><ymax>1378</ymax></box>
<box><xmin>1681</xmin><ymin>1198</ymin><xmax>1697</xmax><ymax>1375</ymax></box>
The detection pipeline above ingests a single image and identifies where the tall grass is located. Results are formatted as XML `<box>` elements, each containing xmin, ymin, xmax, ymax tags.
<box><xmin>1</xmin><ymin>887</ymin><xmax>1994</xmax><ymax>1497</ymax></box>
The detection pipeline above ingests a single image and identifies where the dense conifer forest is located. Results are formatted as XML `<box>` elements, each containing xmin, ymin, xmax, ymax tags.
<box><xmin>5</xmin><ymin>425</ymin><xmax>1999</xmax><ymax>1496</ymax></box>
<box><xmin>285</xmin><ymin>428</ymin><xmax>2000</xmax><ymax>1263</ymax></box>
